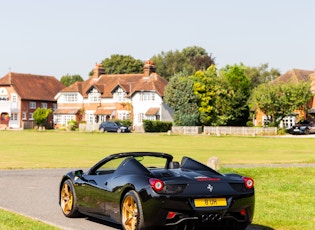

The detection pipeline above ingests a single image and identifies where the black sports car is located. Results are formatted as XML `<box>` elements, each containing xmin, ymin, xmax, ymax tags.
<box><xmin>289</xmin><ymin>120</ymin><xmax>315</xmax><ymax>135</ymax></box>
<box><xmin>59</xmin><ymin>152</ymin><xmax>255</xmax><ymax>230</ymax></box>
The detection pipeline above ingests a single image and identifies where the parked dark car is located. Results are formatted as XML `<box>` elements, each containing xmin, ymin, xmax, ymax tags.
<box><xmin>289</xmin><ymin>120</ymin><xmax>315</xmax><ymax>135</ymax></box>
<box><xmin>99</xmin><ymin>121</ymin><xmax>130</xmax><ymax>133</ymax></box>
<box><xmin>59</xmin><ymin>152</ymin><xmax>255</xmax><ymax>230</ymax></box>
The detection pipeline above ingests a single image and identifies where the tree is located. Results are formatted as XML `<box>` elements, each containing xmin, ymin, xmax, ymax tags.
<box><xmin>60</xmin><ymin>74</ymin><xmax>84</xmax><ymax>87</ymax></box>
<box><xmin>250</xmin><ymin>81</ymin><xmax>312</xmax><ymax>127</ymax></box>
<box><xmin>101</xmin><ymin>54</ymin><xmax>144</xmax><ymax>74</ymax></box>
<box><xmin>151</xmin><ymin>46</ymin><xmax>215</xmax><ymax>80</ymax></box>
<box><xmin>182</xmin><ymin>46</ymin><xmax>215</xmax><ymax>72</ymax></box>
<box><xmin>164</xmin><ymin>72</ymin><xmax>199</xmax><ymax>125</ymax></box>
<box><xmin>220</xmin><ymin>65</ymin><xmax>251</xmax><ymax>126</ymax></box>
<box><xmin>191</xmin><ymin>65</ymin><xmax>234</xmax><ymax>126</ymax></box>
<box><xmin>244</xmin><ymin>63</ymin><xmax>281</xmax><ymax>89</ymax></box>
<box><xmin>33</xmin><ymin>108</ymin><xmax>52</xmax><ymax>127</ymax></box>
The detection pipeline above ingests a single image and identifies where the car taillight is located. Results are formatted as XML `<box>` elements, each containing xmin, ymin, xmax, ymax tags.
<box><xmin>240</xmin><ymin>208</ymin><xmax>247</xmax><ymax>216</ymax></box>
<box><xmin>243</xmin><ymin>177</ymin><xmax>254</xmax><ymax>189</ymax></box>
<box><xmin>167</xmin><ymin>211</ymin><xmax>177</xmax><ymax>219</ymax></box>
<box><xmin>149</xmin><ymin>178</ymin><xmax>164</xmax><ymax>192</ymax></box>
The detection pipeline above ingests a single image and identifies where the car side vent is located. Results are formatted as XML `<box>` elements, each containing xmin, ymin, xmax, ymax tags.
<box><xmin>161</xmin><ymin>172</ymin><xmax>173</xmax><ymax>177</ymax></box>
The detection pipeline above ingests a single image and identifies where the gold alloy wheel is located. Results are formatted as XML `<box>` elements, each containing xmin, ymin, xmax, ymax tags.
<box><xmin>122</xmin><ymin>195</ymin><xmax>138</xmax><ymax>230</ymax></box>
<box><xmin>60</xmin><ymin>183</ymin><xmax>73</xmax><ymax>215</ymax></box>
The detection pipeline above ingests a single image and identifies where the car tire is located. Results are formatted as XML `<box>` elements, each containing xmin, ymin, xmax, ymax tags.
<box><xmin>121</xmin><ymin>190</ymin><xmax>145</xmax><ymax>230</ymax></box>
<box><xmin>60</xmin><ymin>179</ymin><xmax>80</xmax><ymax>217</ymax></box>
<box><xmin>305</xmin><ymin>129</ymin><xmax>310</xmax><ymax>135</ymax></box>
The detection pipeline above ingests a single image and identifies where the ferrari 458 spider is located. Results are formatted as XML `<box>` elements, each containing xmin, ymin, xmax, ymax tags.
<box><xmin>59</xmin><ymin>152</ymin><xmax>254</xmax><ymax>230</ymax></box>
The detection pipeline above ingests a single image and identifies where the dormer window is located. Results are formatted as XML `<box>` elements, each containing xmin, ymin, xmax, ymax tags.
<box><xmin>88</xmin><ymin>88</ymin><xmax>101</xmax><ymax>102</ymax></box>
<box><xmin>140</xmin><ymin>92</ymin><xmax>155</xmax><ymax>101</ymax></box>
<box><xmin>113</xmin><ymin>88</ymin><xmax>126</xmax><ymax>102</ymax></box>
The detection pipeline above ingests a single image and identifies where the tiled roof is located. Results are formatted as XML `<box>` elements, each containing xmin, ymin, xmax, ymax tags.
<box><xmin>53</xmin><ymin>108</ymin><xmax>79</xmax><ymax>114</ymax></box>
<box><xmin>145</xmin><ymin>107</ymin><xmax>160</xmax><ymax>115</ymax></box>
<box><xmin>60</xmin><ymin>70</ymin><xmax>168</xmax><ymax>98</ymax></box>
<box><xmin>273</xmin><ymin>69</ymin><xmax>313</xmax><ymax>84</ymax></box>
<box><xmin>94</xmin><ymin>108</ymin><xmax>115</xmax><ymax>115</ymax></box>
<box><xmin>0</xmin><ymin>72</ymin><xmax>65</xmax><ymax>101</ymax></box>
<box><xmin>309</xmin><ymin>72</ymin><xmax>315</xmax><ymax>93</ymax></box>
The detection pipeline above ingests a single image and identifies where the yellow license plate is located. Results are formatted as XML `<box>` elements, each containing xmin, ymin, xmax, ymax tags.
<box><xmin>194</xmin><ymin>198</ymin><xmax>227</xmax><ymax>207</ymax></box>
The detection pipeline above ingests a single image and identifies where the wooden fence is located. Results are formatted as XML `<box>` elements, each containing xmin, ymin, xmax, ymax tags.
<box><xmin>172</xmin><ymin>126</ymin><xmax>277</xmax><ymax>136</ymax></box>
<box><xmin>79</xmin><ymin>123</ymin><xmax>278</xmax><ymax>136</ymax></box>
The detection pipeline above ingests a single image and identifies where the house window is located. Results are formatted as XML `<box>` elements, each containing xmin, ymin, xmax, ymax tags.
<box><xmin>114</xmin><ymin>88</ymin><xmax>126</xmax><ymax>102</ymax></box>
<box><xmin>54</xmin><ymin>114</ymin><xmax>61</xmax><ymax>124</ymax></box>
<box><xmin>29</xmin><ymin>113</ymin><xmax>34</xmax><ymax>120</ymax></box>
<box><xmin>140</xmin><ymin>92</ymin><xmax>155</xmax><ymax>101</ymax></box>
<box><xmin>145</xmin><ymin>115</ymin><xmax>156</xmax><ymax>121</ymax></box>
<box><xmin>10</xmin><ymin>113</ymin><xmax>18</xmax><ymax>121</ymax></box>
<box><xmin>0</xmin><ymin>96</ymin><xmax>8</xmax><ymax>101</ymax></box>
<box><xmin>118</xmin><ymin>111</ymin><xmax>130</xmax><ymax>120</ymax></box>
<box><xmin>86</xmin><ymin>113</ymin><xmax>94</xmax><ymax>124</ymax></box>
<box><xmin>138</xmin><ymin>113</ymin><xmax>144</xmax><ymax>122</ymax></box>
<box><xmin>64</xmin><ymin>93</ymin><xmax>78</xmax><ymax>102</ymax></box>
<box><xmin>41</xmin><ymin>103</ymin><xmax>47</xmax><ymax>108</ymax></box>
<box><xmin>22</xmin><ymin>112</ymin><xmax>26</xmax><ymax>120</ymax></box>
<box><xmin>64</xmin><ymin>115</ymin><xmax>75</xmax><ymax>125</ymax></box>
<box><xmin>30</xmin><ymin>102</ymin><xmax>36</xmax><ymax>109</ymax></box>
<box><xmin>52</xmin><ymin>103</ymin><xmax>57</xmax><ymax>110</ymax></box>
<box><xmin>283</xmin><ymin>116</ymin><xmax>296</xmax><ymax>129</ymax></box>
<box><xmin>88</xmin><ymin>89</ymin><xmax>101</xmax><ymax>102</ymax></box>
<box><xmin>11</xmin><ymin>95</ymin><xmax>17</xmax><ymax>102</ymax></box>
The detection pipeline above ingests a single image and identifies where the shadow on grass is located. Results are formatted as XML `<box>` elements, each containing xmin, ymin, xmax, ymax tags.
<box><xmin>248</xmin><ymin>224</ymin><xmax>274</xmax><ymax>230</ymax></box>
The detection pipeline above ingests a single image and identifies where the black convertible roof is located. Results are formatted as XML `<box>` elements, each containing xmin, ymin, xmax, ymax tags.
<box><xmin>107</xmin><ymin>151</ymin><xmax>173</xmax><ymax>160</ymax></box>
<box><xmin>89</xmin><ymin>152</ymin><xmax>173</xmax><ymax>172</ymax></box>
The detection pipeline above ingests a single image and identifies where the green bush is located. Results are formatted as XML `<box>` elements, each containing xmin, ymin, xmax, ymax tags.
<box><xmin>277</xmin><ymin>128</ymin><xmax>288</xmax><ymax>135</ymax></box>
<box><xmin>68</xmin><ymin>120</ymin><xmax>77</xmax><ymax>131</ymax></box>
<box><xmin>117</xmin><ymin>119</ymin><xmax>132</xmax><ymax>127</ymax></box>
<box><xmin>143</xmin><ymin>120</ymin><xmax>172</xmax><ymax>132</ymax></box>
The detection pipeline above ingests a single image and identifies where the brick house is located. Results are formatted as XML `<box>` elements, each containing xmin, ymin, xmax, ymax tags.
<box><xmin>0</xmin><ymin>72</ymin><xmax>65</xmax><ymax>129</ymax></box>
<box><xmin>53</xmin><ymin>61</ymin><xmax>173</xmax><ymax>130</ymax></box>
<box><xmin>254</xmin><ymin>68</ymin><xmax>315</xmax><ymax>128</ymax></box>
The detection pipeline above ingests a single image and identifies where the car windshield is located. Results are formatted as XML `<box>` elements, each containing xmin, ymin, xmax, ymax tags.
<box><xmin>297</xmin><ymin>120</ymin><xmax>309</xmax><ymax>125</ymax></box>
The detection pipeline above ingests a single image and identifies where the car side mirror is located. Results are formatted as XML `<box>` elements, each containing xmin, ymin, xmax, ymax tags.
<box><xmin>74</xmin><ymin>170</ymin><xmax>83</xmax><ymax>178</ymax></box>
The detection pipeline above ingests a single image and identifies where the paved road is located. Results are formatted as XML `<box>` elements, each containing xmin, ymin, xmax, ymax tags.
<box><xmin>0</xmin><ymin>169</ymin><xmax>121</xmax><ymax>230</ymax></box>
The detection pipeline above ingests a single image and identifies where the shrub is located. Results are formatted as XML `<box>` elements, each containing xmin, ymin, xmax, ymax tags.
<box><xmin>68</xmin><ymin>120</ymin><xmax>77</xmax><ymax>131</ymax></box>
<box><xmin>118</xmin><ymin>120</ymin><xmax>132</xmax><ymax>127</ymax></box>
<box><xmin>143</xmin><ymin>120</ymin><xmax>172</xmax><ymax>132</ymax></box>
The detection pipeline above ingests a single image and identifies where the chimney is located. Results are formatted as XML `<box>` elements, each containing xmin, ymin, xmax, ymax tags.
<box><xmin>92</xmin><ymin>63</ymin><xmax>105</xmax><ymax>78</ymax></box>
<box><xmin>143</xmin><ymin>60</ymin><xmax>156</xmax><ymax>77</ymax></box>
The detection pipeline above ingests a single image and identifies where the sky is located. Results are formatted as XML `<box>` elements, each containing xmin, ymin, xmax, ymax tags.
<box><xmin>1</xmin><ymin>0</ymin><xmax>314</xmax><ymax>80</ymax></box>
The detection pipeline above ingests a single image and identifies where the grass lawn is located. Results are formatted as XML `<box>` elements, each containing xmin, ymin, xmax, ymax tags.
<box><xmin>0</xmin><ymin>208</ymin><xmax>60</xmax><ymax>230</ymax></box>
<box><xmin>0</xmin><ymin>130</ymin><xmax>314</xmax><ymax>229</ymax></box>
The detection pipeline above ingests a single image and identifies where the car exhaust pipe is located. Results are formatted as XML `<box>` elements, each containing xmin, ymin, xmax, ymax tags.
<box><xmin>201</xmin><ymin>213</ymin><xmax>222</xmax><ymax>222</ymax></box>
